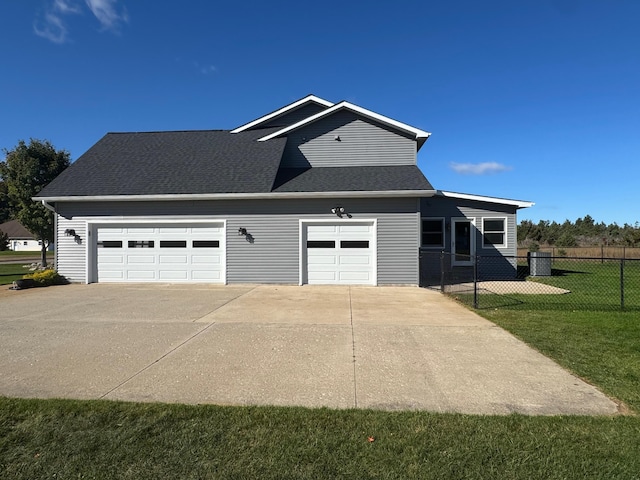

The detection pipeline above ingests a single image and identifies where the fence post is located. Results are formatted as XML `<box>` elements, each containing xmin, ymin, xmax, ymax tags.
<box><xmin>620</xmin><ymin>258</ymin><xmax>625</xmax><ymax>311</ymax></box>
<box><xmin>473</xmin><ymin>255</ymin><xmax>479</xmax><ymax>309</ymax></box>
<box><xmin>440</xmin><ymin>251</ymin><xmax>445</xmax><ymax>293</ymax></box>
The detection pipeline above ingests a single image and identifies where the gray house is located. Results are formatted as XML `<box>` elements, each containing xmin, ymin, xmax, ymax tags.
<box><xmin>35</xmin><ymin>95</ymin><xmax>532</xmax><ymax>285</ymax></box>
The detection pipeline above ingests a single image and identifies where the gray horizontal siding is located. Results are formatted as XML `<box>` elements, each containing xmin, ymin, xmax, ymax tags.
<box><xmin>420</xmin><ymin>197</ymin><xmax>517</xmax><ymax>257</ymax></box>
<box><xmin>55</xmin><ymin>197</ymin><xmax>420</xmax><ymax>285</ymax></box>
<box><xmin>281</xmin><ymin>110</ymin><xmax>416</xmax><ymax>168</ymax></box>
<box><xmin>377</xmin><ymin>212</ymin><xmax>420</xmax><ymax>285</ymax></box>
<box><xmin>420</xmin><ymin>197</ymin><xmax>518</xmax><ymax>280</ymax></box>
<box><xmin>56</xmin><ymin>216</ymin><xmax>87</xmax><ymax>283</ymax></box>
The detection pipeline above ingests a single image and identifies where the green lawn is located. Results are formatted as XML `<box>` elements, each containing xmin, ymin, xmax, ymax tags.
<box><xmin>0</xmin><ymin>251</ymin><xmax>42</xmax><ymax>257</ymax></box>
<box><xmin>1</xmin><ymin>398</ymin><xmax>639</xmax><ymax>480</ymax></box>
<box><xmin>0</xmin><ymin>264</ymin><xmax>32</xmax><ymax>285</ymax></box>
<box><xmin>2</xmin><ymin>260</ymin><xmax>640</xmax><ymax>479</ymax></box>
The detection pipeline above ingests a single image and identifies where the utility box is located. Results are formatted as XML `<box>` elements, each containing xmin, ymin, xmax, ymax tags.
<box><xmin>529</xmin><ymin>251</ymin><xmax>552</xmax><ymax>276</ymax></box>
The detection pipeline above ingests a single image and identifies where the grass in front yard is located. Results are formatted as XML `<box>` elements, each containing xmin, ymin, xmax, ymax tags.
<box><xmin>0</xmin><ymin>251</ymin><xmax>45</xmax><ymax>258</ymax></box>
<box><xmin>1</xmin><ymin>397</ymin><xmax>639</xmax><ymax>480</ymax></box>
<box><xmin>0</xmin><ymin>264</ymin><xmax>31</xmax><ymax>285</ymax></box>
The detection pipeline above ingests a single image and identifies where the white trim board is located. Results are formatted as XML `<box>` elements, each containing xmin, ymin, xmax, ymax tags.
<box><xmin>437</xmin><ymin>191</ymin><xmax>534</xmax><ymax>209</ymax></box>
<box><xmin>258</xmin><ymin>101</ymin><xmax>432</xmax><ymax>143</ymax></box>
<box><xmin>230</xmin><ymin>95</ymin><xmax>334</xmax><ymax>133</ymax></box>
<box><xmin>37</xmin><ymin>190</ymin><xmax>437</xmax><ymax>203</ymax></box>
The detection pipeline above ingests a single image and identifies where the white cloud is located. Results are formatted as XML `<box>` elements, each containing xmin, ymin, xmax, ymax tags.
<box><xmin>34</xmin><ymin>12</ymin><xmax>69</xmax><ymax>43</ymax></box>
<box><xmin>54</xmin><ymin>0</ymin><xmax>81</xmax><ymax>14</ymax></box>
<box><xmin>33</xmin><ymin>0</ymin><xmax>128</xmax><ymax>43</ymax></box>
<box><xmin>85</xmin><ymin>0</ymin><xmax>128</xmax><ymax>31</ymax></box>
<box><xmin>450</xmin><ymin>162</ymin><xmax>513</xmax><ymax>175</ymax></box>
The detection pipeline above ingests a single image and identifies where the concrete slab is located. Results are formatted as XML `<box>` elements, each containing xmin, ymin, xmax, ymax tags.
<box><xmin>0</xmin><ymin>283</ymin><xmax>254</xmax><ymax>323</ymax></box>
<box><xmin>105</xmin><ymin>323</ymin><xmax>356</xmax><ymax>408</ymax></box>
<box><xmin>353</xmin><ymin>325</ymin><xmax>617</xmax><ymax>415</ymax></box>
<box><xmin>350</xmin><ymin>286</ymin><xmax>494</xmax><ymax>326</ymax></box>
<box><xmin>199</xmin><ymin>285</ymin><xmax>352</xmax><ymax>325</ymax></box>
<box><xmin>0</xmin><ymin>318</ymin><xmax>204</xmax><ymax>399</ymax></box>
<box><xmin>0</xmin><ymin>283</ymin><xmax>620</xmax><ymax>415</ymax></box>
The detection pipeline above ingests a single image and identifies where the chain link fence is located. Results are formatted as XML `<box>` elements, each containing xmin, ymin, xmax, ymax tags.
<box><xmin>419</xmin><ymin>251</ymin><xmax>640</xmax><ymax>311</ymax></box>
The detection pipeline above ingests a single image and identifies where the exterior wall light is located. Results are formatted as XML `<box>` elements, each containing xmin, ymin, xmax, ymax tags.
<box><xmin>65</xmin><ymin>229</ymin><xmax>76</xmax><ymax>236</ymax></box>
<box><xmin>238</xmin><ymin>227</ymin><xmax>247</xmax><ymax>236</ymax></box>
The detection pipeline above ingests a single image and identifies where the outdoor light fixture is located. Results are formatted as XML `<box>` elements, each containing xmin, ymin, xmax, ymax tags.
<box><xmin>238</xmin><ymin>227</ymin><xmax>247</xmax><ymax>236</ymax></box>
<box><xmin>64</xmin><ymin>228</ymin><xmax>76</xmax><ymax>237</ymax></box>
<box><xmin>331</xmin><ymin>206</ymin><xmax>345</xmax><ymax>217</ymax></box>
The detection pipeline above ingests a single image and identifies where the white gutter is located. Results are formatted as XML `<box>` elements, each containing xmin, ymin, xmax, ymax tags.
<box><xmin>35</xmin><ymin>190</ymin><xmax>438</xmax><ymax>203</ymax></box>
<box><xmin>437</xmin><ymin>190</ymin><xmax>534</xmax><ymax>209</ymax></box>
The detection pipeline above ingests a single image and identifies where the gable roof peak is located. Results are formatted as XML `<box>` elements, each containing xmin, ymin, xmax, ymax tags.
<box><xmin>257</xmin><ymin>100</ymin><xmax>432</xmax><ymax>149</ymax></box>
<box><xmin>230</xmin><ymin>94</ymin><xmax>334</xmax><ymax>134</ymax></box>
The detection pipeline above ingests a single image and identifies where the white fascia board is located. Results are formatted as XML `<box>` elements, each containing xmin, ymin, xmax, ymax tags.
<box><xmin>437</xmin><ymin>190</ymin><xmax>534</xmax><ymax>209</ymax></box>
<box><xmin>257</xmin><ymin>101</ymin><xmax>432</xmax><ymax>142</ymax></box>
<box><xmin>230</xmin><ymin>95</ymin><xmax>334</xmax><ymax>133</ymax></box>
<box><xmin>36</xmin><ymin>190</ymin><xmax>438</xmax><ymax>203</ymax></box>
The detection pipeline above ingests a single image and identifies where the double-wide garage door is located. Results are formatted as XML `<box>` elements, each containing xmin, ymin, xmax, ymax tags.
<box><xmin>96</xmin><ymin>223</ymin><xmax>224</xmax><ymax>283</ymax></box>
<box><xmin>304</xmin><ymin>222</ymin><xmax>375</xmax><ymax>285</ymax></box>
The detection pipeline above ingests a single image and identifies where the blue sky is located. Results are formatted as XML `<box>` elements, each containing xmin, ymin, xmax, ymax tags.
<box><xmin>1</xmin><ymin>1</ymin><xmax>639</xmax><ymax>225</ymax></box>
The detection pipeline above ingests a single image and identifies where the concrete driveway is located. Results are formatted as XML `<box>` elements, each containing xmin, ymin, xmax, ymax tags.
<box><xmin>0</xmin><ymin>284</ymin><xmax>618</xmax><ymax>415</ymax></box>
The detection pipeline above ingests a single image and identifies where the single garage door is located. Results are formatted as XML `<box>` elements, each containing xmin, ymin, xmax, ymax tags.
<box><xmin>304</xmin><ymin>222</ymin><xmax>375</xmax><ymax>285</ymax></box>
<box><xmin>96</xmin><ymin>223</ymin><xmax>225</xmax><ymax>283</ymax></box>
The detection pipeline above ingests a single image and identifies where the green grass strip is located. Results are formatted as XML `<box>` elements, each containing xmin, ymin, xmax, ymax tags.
<box><xmin>1</xmin><ymin>397</ymin><xmax>639</xmax><ymax>480</ymax></box>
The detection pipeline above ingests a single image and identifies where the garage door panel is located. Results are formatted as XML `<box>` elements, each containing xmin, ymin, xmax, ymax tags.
<box><xmin>339</xmin><ymin>271</ymin><xmax>370</xmax><ymax>281</ymax></box>
<box><xmin>192</xmin><ymin>255</ymin><xmax>220</xmax><ymax>265</ymax></box>
<box><xmin>339</xmin><ymin>254</ymin><xmax>370</xmax><ymax>265</ymax></box>
<box><xmin>339</xmin><ymin>225</ymin><xmax>371</xmax><ymax>233</ymax></box>
<box><xmin>127</xmin><ymin>255</ymin><xmax>156</xmax><ymax>264</ymax></box>
<box><xmin>98</xmin><ymin>254</ymin><xmax>125</xmax><ymax>264</ymax></box>
<box><xmin>96</xmin><ymin>223</ymin><xmax>224</xmax><ymax>283</ymax></box>
<box><xmin>159</xmin><ymin>270</ymin><xmax>189</xmax><ymax>280</ymax></box>
<box><xmin>307</xmin><ymin>225</ymin><xmax>338</xmax><ymax>235</ymax></box>
<box><xmin>158</xmin><ymin>227</ymin><xmax>188</xmax><ymax>234</ymax></box>
<box><xmin>127</xmin><ymin>270</ymin><xmax>156</xmax><ymax>280</ymax></box>
<box><xmin>126</xmin><ymin>227</ymin><xmax>155</xmax><ymax>234</ymax></box>
<box><xmin>192</xmin><ymin>271</ymin><xmax>221</xmax><ymax>280</ymax></box>
<box><xmin>159</xmin><ymin>255</ymin><xmax>188</xmax><ymax>264</ymax></box>
<box><xmin>308</xmin><ymin>253</ymin><xmax>337</xmax><ymax>265</ymax></box>
<box><xmin>308</xmin><ymin>271</ymin><xmax>337</xmax><ymax>281</ymax></box>
<box><xmin>99</xmin><ymin>270</ymin><xmax>125</xmax><ymax>279</ymax></box>
<box><xmin>304</xmin><ymin>221</ymin><xmax>375</xmax><ymax>285</ymax></box>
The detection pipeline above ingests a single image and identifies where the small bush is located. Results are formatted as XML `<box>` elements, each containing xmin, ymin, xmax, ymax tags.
<box><xmin>23</xmin><ymin>269</ymin><xmax>65</xmax><ymax>287</ymax></box>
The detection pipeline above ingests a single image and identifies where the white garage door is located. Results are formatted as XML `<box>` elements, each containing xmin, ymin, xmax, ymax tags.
<box><xmin>304</xmin><ymin>222</ymin><xmax>375</xmax><ymax>285</ymax></box>
<box><xmin>96</xmin><ymin>223</ymin><xmax>224</xmax><ymax>283</ymax></box>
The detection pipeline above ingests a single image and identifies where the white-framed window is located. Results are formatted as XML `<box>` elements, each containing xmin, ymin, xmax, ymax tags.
<box><xmin>421</xmin><ymin>218</ymin><xmax>445</xmax><ymax>248</ymax></box>
<box><xmin>482</xmin><ymin>218</ymin><xmax>507</xmax><ymax>248</ymax></box>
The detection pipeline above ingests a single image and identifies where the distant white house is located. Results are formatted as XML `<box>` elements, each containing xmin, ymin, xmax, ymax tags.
<box><xmin>0</xmin><ymin>219</ymin><xmax>54</xmax><ymax>251</ymax></box>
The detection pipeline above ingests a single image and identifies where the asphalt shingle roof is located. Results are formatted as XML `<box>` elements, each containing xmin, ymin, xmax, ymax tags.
<box><xmin>38</xmin><ymin>129</ymin><xmax>287</xmax><ymax>197</ymax></box>
<box><xmin>0</xmin><ymin>219</ymin><xmax>35</xmax><ymax>239</ymax></box>
<box><xmin>37</xmin><ymin>127</ymin><xmax>434</xmax><ymax>198</ymax></box>
<box><xmin>273</xmin><ymin>166</ymin><xmax>433</xmax><ymax>192</ymax></box>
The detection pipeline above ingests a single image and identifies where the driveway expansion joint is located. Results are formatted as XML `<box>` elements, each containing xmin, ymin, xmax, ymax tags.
<box><xmin>349</xmin><ymin>286</ymin><xmax>358</xmax><ymax>408</ymax></box>
<box><xmin>192</xmin><ymin>286</ymin><xmax>258</xmax><ymax>323</ymax></box>
<box><xmin>99</xmin><ymin>321</ymin><xmax>218</xmax><ymax>400</ymax></box>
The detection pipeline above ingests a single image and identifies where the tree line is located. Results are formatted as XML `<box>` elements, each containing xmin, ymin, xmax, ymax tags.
<box><xmin>518</xmin><ymin>216</ymin><xmax>640</xmax><ymax>249</ymax></box>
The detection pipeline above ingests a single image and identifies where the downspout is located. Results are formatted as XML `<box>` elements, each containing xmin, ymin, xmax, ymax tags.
<box><xmin>40</xmin><ymin>200</ymin><xmax>57</xmax><ymax>267</ymax></box>
<box><xmin>40</xmin><ymin>199</ymin><xmax>56</xmax><ymax>213</ymax></box>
